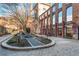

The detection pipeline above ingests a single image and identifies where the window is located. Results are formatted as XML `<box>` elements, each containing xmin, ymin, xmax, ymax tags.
<box><xmin>58</xmin><ymin>11</ymin><xmax>62</xmax><ymax>36</ymax></box>
<box><xmin>58</xmin><ymin>3</ymin><xmax>62</xmax><ymax>8</ymax></box>
<box><xmin>66</xmin><ymin>6</ymin><xmax>73</xmax><ymax>38</ymax></box>
<box><xmin>45</xmin><ymin>18</ymin><xmax>47</xmax><ymax>28</ymax></box>
<box><xmin>67</xmin><ymin>7</ymin><xmax>72</xmax><ymax>22</ymax></box>
<box><xmin>52</xmin><ymin>15</ymin><xmax>55</xmax><ymax>25</ymax></box>
<box><xmin>58</xmin><ymin>11</ymin><xmax>62</xmax><ymax>23</ymax></box>
<box><xmin>52</xmin><ymin>6</ymin><xmax>55</xmax><ymax>12</ymax></box>
<box><xmin>52</xmin><ymin>15</ymin><xmax>55</xmax><ymax>35</ymax></box>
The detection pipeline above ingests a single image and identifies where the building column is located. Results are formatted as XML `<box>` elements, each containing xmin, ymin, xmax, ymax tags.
<box><xmin>72</xmin><ymin>4</ymin><xmax>79</xmax><ymax>39</ymax></box>
<box><xmin>40</xmin><ymin>20</ymin><xmax>43</xmax><ymax>34</ymax></box>
<box><xmin>44</xmin><ymin>19</ymin><xmax>45</xmax><ymax>35</ymax></box>
<box><xmin>42</xmin><ymin>19</ymin><xmax>44</xmax><ymax>34</ymax></box>
<box><xmin>62</xmin><ymin>3</ymin><xmax>67</xmax><ymax>37</ymax></box>
<box><xmin>39</xmin><ymin>20</ymin><xmax>41</xmax><ymax>34</ymax></box>
<box><xmin>42</xmin><ymin>19</ymin><xmax>43</xmax><ymax>34</ymax></box>
<box><xmin>47</xmin><ymin>18</ymin><xmax>48</xmax><ymax>36</ymax></box>
<box><xmin>43</xmin><ymin>19</ymin><xmax>45</xmax><ymax>35</ymax></box>
<box><xmin>55</xmin><ymin>3</ymin><xmax>58</xmax><ymax>36</ymax></box>
<box><xmin>49</xmin><ymin>7</ymin><xmax>53</xmax><ymax>36</ymax></box>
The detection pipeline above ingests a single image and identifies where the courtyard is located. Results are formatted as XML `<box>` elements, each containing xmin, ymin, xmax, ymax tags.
<box><xmin>0</xmin><ymin>3</ymin><xmax>79</xmax><ymax>56</ymax></box>
<box><xmin>0</xmin><ymin>34</ymin><xmax>79</xmax><ymax>56</ymax></box>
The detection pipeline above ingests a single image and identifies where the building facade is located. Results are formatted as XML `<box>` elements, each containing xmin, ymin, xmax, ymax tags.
<box><xmin>39</xmin><ymin>3</ymin><xmax>79</xmax><ymax>39</ymax></box>
<box><xmin>32</xmin><ymin>3</ymin><xmax>52</xmax><ymax>34</ymax></box>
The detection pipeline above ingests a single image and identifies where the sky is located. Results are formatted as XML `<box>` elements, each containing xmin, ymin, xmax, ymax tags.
<box><xmin>0</xmin><ymin>3</ymin><xmax>72</xmax><ymax>22</ymax></box>
<box><xmin>0</xmin><ymin>3</ymin><xmax>37</xmax><ymax>17</ymax></box>
<box><xmin>0</xmin><ymin>3</ymin><xmax>32</xmax><ymax>16</ymax></box>
<box><xmin>0</xmin><ymin>4</ymin><xmax>8</xmax><ymax>16</ymax></box>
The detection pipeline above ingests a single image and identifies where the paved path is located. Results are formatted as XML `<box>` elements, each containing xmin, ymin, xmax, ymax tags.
<box><xmin>0</xmin><ymin>34</ymin><xmax>12</xmax><ymax>44</ymax></box>
<box><xmin>1</xmin><ymin>35</ymin><xmax>79</xmax><ymax>56</ymax></box>
<box><xmin>26</xmin><ymin>37</ymin><xmax>44</xmax><ymax>46</ymax></box>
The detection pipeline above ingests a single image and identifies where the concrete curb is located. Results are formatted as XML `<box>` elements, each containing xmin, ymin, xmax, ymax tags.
<box><xmin>1</xmin><ymin>36</ymin><xmax>56</xmax><ymax>50</ymax></box>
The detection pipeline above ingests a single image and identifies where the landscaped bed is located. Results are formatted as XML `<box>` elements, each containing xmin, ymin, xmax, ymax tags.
<box><xmin>35</xmin><ymin>37</ymin><xmax>52</xmax><ymax>44</ymax></box>
<box><xmin>7</xmin><ymin>35</ymin><xmax>31</xmax><ymax>47</ymax></box>
<box><xmin>1</xmin><ymin>33</ymin><xmax>55</xmax><ymax>50</ymax></box>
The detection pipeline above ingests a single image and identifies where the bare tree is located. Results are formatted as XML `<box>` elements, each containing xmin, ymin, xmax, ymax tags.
<box><xmin>1</xmin><ymin>3</ymin><xmax>29</xmax><ymax>33</ymax></box>
<box><xmin>1</xmin><ymin>3</ymin><xmax>30</xmax><ymax>45</ymax></box>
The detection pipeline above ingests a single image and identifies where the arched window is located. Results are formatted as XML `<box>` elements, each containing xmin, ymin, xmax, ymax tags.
<box><xmin>66</xmin><ymin>6</ymin><xmax>73</xmax><ymax>38</ymax></box>
<box><xmin>52</xmin><ymin>15</ymin><xmax>55</xmax><ymax>35</ymax></box>
<box><xmin>67</xmin><ymin>7</ymin><xmax>72</xmax><ymax>22</ymax></box>
<box><xmin>58</xmin><ymin>3</ymin><xmax>62</xmax><ymax>8</ymax></box>
<box><xmin>45</xmin><ymin>18</ymin><xmax>47</xmax><ymax>28</ymax></box>
<box><xmin>52</xmin><ymin>15</ymin><xmax>55</xmax><ymax>25</ymax></box>
<box><xmin>58</xmin><ymin>11</ymin><xmax>62</xmax><ymax>23</ymax></box>
<box><xmin>58</xmin><ymin>11</ymin><xmax>62</xmax><ymax>36</ymax></box>
<box><xmin>52</xmin><ymin>6</ymin><xmax>55</xmax><ymax>12</ymax></box>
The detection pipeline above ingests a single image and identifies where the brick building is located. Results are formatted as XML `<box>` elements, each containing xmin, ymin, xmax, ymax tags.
<box><xmin>38</xmin><ymin>3</ymin><xmax>79</xmax><ymax>40</ymax></box>
<box><xmin>32</xmin><ymin>3</ymin><xmax>51</xmax><ymax>34</ymax></box>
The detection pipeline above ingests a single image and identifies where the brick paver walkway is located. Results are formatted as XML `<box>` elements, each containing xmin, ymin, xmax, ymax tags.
<box><xmin>1</xmin><ymin>34</ymin><xmax>79</xmax><ymax>56</ymax></box>
<box><xmin>0</xmin><ymin>34</ymin><xmax>12</xmax><ymax>44</ymax></box>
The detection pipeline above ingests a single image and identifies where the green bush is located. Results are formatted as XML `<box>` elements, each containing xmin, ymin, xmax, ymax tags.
<box><xmin>7</xmin><ymin>37</ymin><xmax>17</xmax><ymax>44</ymax></box>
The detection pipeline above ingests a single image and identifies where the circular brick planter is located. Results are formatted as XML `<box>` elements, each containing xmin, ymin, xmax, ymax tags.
<box><xmin>1</xmin><ymin>36</ymin><xmax>56</xmax><ymax>50</ymax></box>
